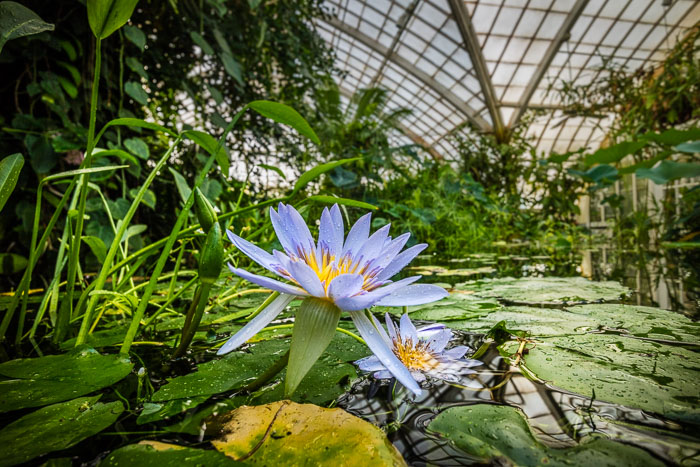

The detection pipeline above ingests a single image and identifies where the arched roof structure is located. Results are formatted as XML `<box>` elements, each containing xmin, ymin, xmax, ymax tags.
<box><xmin>315</xmin><ymin>0</ymin><xmax>700</xmax><ymax>157</ymax></box>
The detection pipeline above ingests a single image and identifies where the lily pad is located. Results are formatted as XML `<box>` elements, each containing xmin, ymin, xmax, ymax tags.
<box><xmin>137</xmin><ymin>396</ymin><xmax>211</xmax><ymax>425</ymax></box>
<box><xmin>503</xmin><ymin>334</ymin><xmax>700</xmax><ymax>423</ymax></box>
<box><xmin>0</xmin><ymin>346</ymin><xmax>133</xmax><ymax>412</ymax></box>
<box><xmin>101</xmin><ymin>441</ymin><xmax>239</xmax><ymax>466</ymax></box>
<box><xmin>565</xmin><ymin>303</ymin><xmax>700</xmax><ymax>343</ymax></box>
<box><xmin>0</xmin><ymin>395</ymin><xmax>123</xmax><ymax>466</ymax></box>
<box><xmin>378</xmin><ymin>287</ymin><xmax>501</xmax><ymax>321</ymax></box>
<box><xmin>208</xmin><ymin>401</ymin><xmax>406</xmax><ymax>466</ymax></box>
<box><xmin>462</xmin><ymin>276</ymin><xmax>629</xmax><ymax>305</ymax></box>
<box><xmin>428</xmin><ymin>404</ymin><xmax>663</xmax><ymax>466</ymax></box>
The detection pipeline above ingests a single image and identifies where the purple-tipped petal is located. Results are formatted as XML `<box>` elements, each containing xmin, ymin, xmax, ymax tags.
<box><xmin>342</xmin><ymin>213</ymin><xmax>371</xmax><ymax>257</ymax></box>
<box><xmin>370</xmin><ymin>313</ymin><xmax>392</xmax><ymax>346</ymax></box>
<box><xmin>319</xmin><ymin>206</ymin><xmax>344</xmax><ymax>257</ymax></box>
<box><xmin>373</xmin><ymin>370</ymin><xmax>393</xmax><ymax>380</ymax></box>
<box><xmin>226</xmin><ymin>230</ymin><xmax>279</xmax><ymax>276</ymax></box>
<box><xmin>354</xmin><ymin>224</ymin><xmax>391</xmax><ymax>266</ymax></box>
<box><xmin>416</xmin><ymin>323</ymin><xmax>446</xmax><ymax>336</ymax></box>
<box><xmin>327</xmin><ymin>273</ymin><xmax>364</xmax><ymax>301</ymax></box>
<box><xmin>355</xmin><ymin>355</ymin><xmax>385</xmax><ymax>372</ymax></box>
<box><xmin>228</xmin><ymin>265</ymin><xmax>307</xmax><ymax>296</ymax></box>
<box><xmin>370</xmin><ymin>233</ymin><xmax>411</xmax><ymax>271</ymax></box>
<box><xmin>399</xmin><ymin>314</ymin><xmax>418</xmax><ymax>342</ymax></box>
<box><xmin>385</xmin><ymin>313</ymin><xmax>398</xmax><ymax>341</ymax></box>
<box><xmin>376</xmin><ymin>243</ymin><xmax>428</xmax><ymax>281</ymax></box>
<box><xmin>350</xmin><ymin>310</ymin><xmax>421</xmax><ymax>396</ymax></box>
<box><xmin>375</xmin><ymin>284</ymin><xmax>449</xmax><ymax>307</ymax></box>
<box><xmin>334</xmin><ymin>276</ymin><xmax>421</xmax><ymax>311</ymax></box>
<box><xmin>281</xmin><ymin>204</ymin><xmax>315</xmax><ymax>255</ymax></box>
<box><xmin>217</xmin><ymin>293</ymin><xmax>294</xmax><ymax>355</ymax></box>
<box><xmin>426</xmin><ymin>329</ymin><xmax>453</xmax><ymax>353</ymax></box>
<box><xmin>269</xmin><ymin>206</ymin><xmax>296</xmax><ymax>254</ymax></box>
<box><xmin>287</xmin><ymin>260</ymin><xmax>326</xmax><ymax>297</ymax></box>
<box><xmin>411</xmin><ymin>371</ymin><xmax>427</xmax><ymax>383</ymax></box>
<box><xmin>443</xmin><ymin>346</ymin><xmax>471</xmax><ymax>360</ymax></box>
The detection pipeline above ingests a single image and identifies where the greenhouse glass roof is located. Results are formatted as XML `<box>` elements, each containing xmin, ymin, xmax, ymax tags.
<box><xmin>315</xmin><ymin>0</ymin><xmax>700</xmax><ymax>157</ymax></box>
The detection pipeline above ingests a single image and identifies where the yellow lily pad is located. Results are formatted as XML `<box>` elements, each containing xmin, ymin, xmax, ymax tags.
<box><xmin>208</xmin><ymin>401</ymin><xmax>406</xmax><ymax>466</ymax></box>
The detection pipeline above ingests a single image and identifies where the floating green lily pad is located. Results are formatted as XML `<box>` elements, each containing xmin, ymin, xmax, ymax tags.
<box><xmin>209</xmin><ymin>401</ymin><xmax>406</xmax><ymax>466</ymax></box>
<box><xmin>503</xmin><ymin>334</ymin><xmax>700</xmax><ymax>423</ymax></box>
<box><xmin>462</xmin><ymin>276</ymin><xmax>629</xmax><ymax>304</ymax></box>
<box><xmin>0</xmin><ymin>346</ymin><xmax>133</xmax><ymax>412</ymax></box>
<box><xmin>100</xmin><ymin>441</ymin><xmax>240</xmax><ymax>466</ymax></box>
<box><xmin>0</xmin><ymin>396</ymin><xmax>123</xmax><ymax>466</ymax></box>
<box><xmin>565</xmin><ymin>303</ymin><xmax>700</xmax><ymax>343</ymax></box>
<box><xmin>428</xmin><ymin>404</ymin><xmax>663</xmax><ymax>467</ymax></box>
<box><xmin>407</xmin><ymin>265</ymin><xmax>496</xmax><ymax>277</ymax></box>
<box><xmin>137</xmin><ymin>396</ymin><xmax>211</xmax><ymax>425</ymax></box>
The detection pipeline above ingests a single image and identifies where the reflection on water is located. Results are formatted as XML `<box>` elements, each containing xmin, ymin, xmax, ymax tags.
<box><xmin>338</xmin><ymin>331</ymin><xmax>700</xmax><ymax>466</ymax></box>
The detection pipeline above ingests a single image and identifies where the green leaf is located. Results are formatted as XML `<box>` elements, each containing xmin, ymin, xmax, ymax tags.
<box><xmin>25</xmin><ymin>134</ymin><xmax>57</xmax><ymax>173</ymax></box>
<box><xmin>259</xmin><ymin>163</ymin><xmax>286</xmax><ymax>179</ymax></box>
<box><xmin>220</xmin><ymin>52</ymin><xmax>244</xmax><ymax>86</ymax></box>
<box><xmin>0</xmin><ymin>346</ymin><xmax>133</xmax><ymax>412</ymax></box>
<box><xmin>0</xmin><ymin>1</ymin><xmax>54</xmax><ymax>55</ymax></box>
<box><xmin>56</xmin><ymin>75</ymin><xmax>78</xmax><ymax>98</ymax></box>
<box><xmin>675</xmin><ymin>140</ymin><xmax>700</xmax><ymax>153</ymax></box>
<box><xmin>82</xmin><ymin>236</ymin><xmax>107</xmax><ymax>262</ymax></box>
<box><xmin>249</xmin><ymin>100</ymin><xmax>320</xmax><ymax>145</ymax></box>
<box><xmin>428</xmin><ymin>404</ymin><xmax>663</xmax><ymax>467</ymax></box>
<box><xmin>0</xmin><ymin>153</ymin><xmax>24</xmax><ymax>214</ymax></box>
<box><xmin>636</xmin><ymin>160</ymin><xmax>700</xmax><ymax>184</ymax></box>
<box><xmin>86</xmin><ymin>0</ymin><xmax>139</xmax><ymax>39</ymax></box>
<box><xmin>182</xmin><ymin>129</ymin><xmax>230</xmax><ymax>174</ymax></box>
<box><xmin>99</xmin><ymin>117</ymin><xmax>176</xmax><ymax>137</ymax></box>
<box><xmin>292</xmin><ymin>157</ymin><xmax>360</xmax><ymax>195</ymax></box>
<box><xmin>0</xmin><ymin>396</ymin><xmax>124</xmax><ymax>466</ymax></box>
<box><xmin>101</xmin><ymin>441</ymin><xmax>238</xmax><ymax>466</ymax></box>
<box><xmin>123</xmin><ymin>24</ymin><xmax>145</xmax><ymax>50</ymax></box>
<box><xmin>305</xmin><ymin>195</ymin><xmax>377</xmax><ymax>210</ymax></box>
<box><xmin>190</xmin><ymin>31</ymin><xmax>214</xmax><ymax>55</ymax></box>
<box><xmin>286</xmin><ymin>298</ymin><xmax>341</xmax><ymax>397</ymax></box>
<box><xmin>584</xmin><ymin>141</ymin><xmax>646</xmax><ymax>166</ymax></box>
<box><xmin>125</xmin><ymin>56</ymin><xmax>148</xmax><ymax>79</ymax></box>
<box><xmin>212</xmin><ymin>27</ymin><xmax>232</xmax><ymax>55</ymax></box>
<box><xmin>125</xmin><ymin>80</ymin><xmax>148</xmax><ymax>105</ymax></box>
<box><xmin>92</xmin><ymin>147</ymin><xmax>140</xmax><ymax>165</ymax></box>
<box><xmin>168</xmin><ymin>167</ymin><xmax>191</xmax><ymax>204</ymax></box>
<box><xmin>642</xmin><ymin>127</ymin><xmax>700</xmax><ymax>146</ymax></box>
<box><xmin>56</xmin><ymin>60</ymin><xmax>81</xmax><ymax>85</ymax></box>
<box><xmin>568</xmin><ymin>164</ymin><xmax>618</xmax><ymax>184</ymax></box>
<box><xmin>124</xmin><ymin>137</ymin><xmax>149</xmax><ymax>160</ymax></box>
<box><xmin>0</xmin><ymin>253</ymin><xmax>27</xmax><ymax>274</ymax></box>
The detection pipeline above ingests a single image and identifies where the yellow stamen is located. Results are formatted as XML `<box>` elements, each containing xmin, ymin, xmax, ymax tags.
<box><xmin>393</xmin><ymin>338</ymin><xmax>440</xmax><ymax>371</ymax></box>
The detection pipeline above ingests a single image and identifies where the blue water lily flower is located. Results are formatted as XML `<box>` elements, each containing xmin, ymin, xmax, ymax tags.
<box><xmin>217</xmin><ymin>203</ymin><xmax>448</xmax><ymax>396</ymax></box>
<box><xmin>356</xmin><ymin>313</ymin><xmax>481</xmax><ymax>387</ymax></box>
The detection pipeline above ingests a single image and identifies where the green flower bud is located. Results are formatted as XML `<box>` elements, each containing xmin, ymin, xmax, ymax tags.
<box><xmin>199</xmin><ymin>222</ymin><xmax>224</xmax><ymax>285</ymax></box>
<box><xmin>194</xmin><ymin>187</ymin><xmax>217</xmax><ymax>232</ymax></box>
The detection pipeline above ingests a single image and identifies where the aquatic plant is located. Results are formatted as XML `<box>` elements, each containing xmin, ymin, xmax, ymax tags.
<box><xmin>219</xmin><ymin>203</ymin><xmax>448</xmax><ymax>396</ymax></box>
<box><xmin>355</xmin><ymin>314</ymin><xmax>480</xmax><ymax>387</ymax></box>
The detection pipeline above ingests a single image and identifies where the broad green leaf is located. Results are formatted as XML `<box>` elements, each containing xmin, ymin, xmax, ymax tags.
<box><xmin>136</xmin><ymin>396</ymin><xmax>210</xmax><ymax>425</ymax></box>
<box><xmin>0</xmin><ymin>1</ymin><xmax>54</xmax><ymax>55</ymax></box>
<box><xmin>190</xmin><ymin>31</ymin><xmax>214</xmax><ymax>55</ymax></box>
<box><xmin>125</xmin><ymin>80</ymin><xmax>148</xmax><ymax>105</ymax></box>
<box><xmin>182</xmin><ymin>129</ymin><xmax>230</xmax><ymax>174</ymax></box>
<box><xmin>92</xmin><ymin>148</ymin><xmax>140</xmax><ymax>165</ymax></box>
<box><xmin>124</xmin><ymin>137</ymin><xmax>149</xmax><ymax>160</ymax></box>
<box><xmin>642</xmin><ymin>127</ymin><xmax>700</xmax><ymax>146</ymax></box>
<box><xmin>0</xmin><ymin>152</ymin><xmax>24</xmax><ymax>214</ymax></box>
<box><xmin>584</xmin><ymin>141</ymin><xmax>646</xmax><ymax>166</ymax></box>
<box><xmin>568</xmin><ymin>164</ymin><xmax>618</xmax><ymax>183</ymax></box>
<box><xmin>461</xmin><ymin>276</ymin><xmax>629</xmax><ymax>305</ymax></box>
<box><xmin>249</xmin><ymin>100</ymin><xmax>320</xmax><ymax>145</ymax></box>
<box><xmin>0</xmin><ymin>396</ymin><xmax>124</xmax><ymax>466</ymax></box>
<box><xmin>292</xmin><ymin>157</ymin><xmax>360</xmax><ymax>195</ymax></box>
<box><xmin>82</xmin><ymin>236</ymin><xmax>107</xmax><ymax>262</ymax></box>
<box><xmin>99</xmin><ymin>117</ymin><xmax>176</xmax><ymax>137</ymax></box>
<box><xmin>56</xmin><ymin>75</ymin><xmax>78</xmax><ymax>98</ymax></box>
<box><xmin>286</xmin><ymin>298</ymin><xmax>342</xmax><ymax>397</ymax></box>
<box><xmin>125</xmin><ymin>56</ymin><xmax>148</xmax><ymax>79</ymax></box>
<box><xmin>0</xmin><ymin>346</ymin><xmax>133</xmax><ymax>412</ymax></box>
<box><xmin>87</xmin><ymin>0</ymin><xmax>139</xmax><ymax>39</ymax></box>
<box><xmin>220</xmin><ymin>52</ymin><xmax>244</xmax><ymax>86</ymax></box>
<box><xmin>123</xmin><ymin>24</ymin><xmax>145</xmax><ymax>50</ymax></box>
<box><xmin>209</xmin><ymin>401</ymin><xmax>407</xmax><ymax>466</ymax></box>
<box><xmin>122</xmin><ymin>222</ymin><xmax>147</xmax><ymax>240</ymax></box>
<box><xmin>428</xmin><ymin>404</ymin><xmax>663</xmax><ymax>467</ymax></box>
<box><xmin>675</xmin><ymin>140</ymin><xmax>700</xmax><ymax>153</ymax></box>
<box><xmin>212</xmin><ymin>27</ymin><xmax>232</xmax><ymax>55</ymax></box>
<box><xmin>503</xmin><ymin>334</ymin><xmax>700</xmax><ymax>423</ymax></box>
<box><xmin>0</xmin><ymin>253</ymin><xmax>27</xmax><ymax>274</ymax></box>
<box><xmin>101</xmin><ymin>441</ymin><xmax>238</xmax><ymax>466</ymax></box>
<box><xmin>259</xmin><ymin>163</ymin><xmax>286</xmax><ymax>179</ymax></box>
<box><xmin>168</xmin><ymin>167</ymin><xmax>191</xmax><ymax>204</ymax></box>
<box><xmin>636</xmin><ymin>160</ymin><xmax>700</xmax><ymax>184</ymax></box>
<box><xmin>305</xmin><ymin>195</ymin><xmax>377</xmax><ymax>210</ymax></box>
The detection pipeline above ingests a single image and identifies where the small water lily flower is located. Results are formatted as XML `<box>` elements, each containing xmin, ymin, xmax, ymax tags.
<box><xmin>355</xmin><ymin>314</ymin><xmax>480</xmax><ymax>387</ymax></box>
<box><xmin>218</xmin><ymin>203</ymin><xmax>448</xmax><ymax>397</ymax></box>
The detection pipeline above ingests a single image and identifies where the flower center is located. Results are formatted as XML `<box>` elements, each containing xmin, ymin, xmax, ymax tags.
<box><xmin>392</xmin><ymin>337</ymin><xmax>440</xmax><ymax>371</ymax></box>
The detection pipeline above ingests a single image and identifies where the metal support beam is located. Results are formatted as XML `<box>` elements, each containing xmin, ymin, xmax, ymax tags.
<box><xmin>370</xmin><ymin>0</ymin><xmax>419</xmax><ymax>87</ymax></box>
<box><xmin>447</xmin><ymin>0</ymin><xmax>505</xmax><ymax>140</ymax></box>
<box><xmin>337</xmin><ymin>85</ymin><xmax>444</xmax><ymax>160</ymax></box>
<box><xmin>323</xmin><ymin>17</ymin><xmax>492</xmax><ymax>132</ymax></box>
<box><xmin>508</xmin><ymin>0</ymin><xmax>589</xmax><ymax>128</ymax></box>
